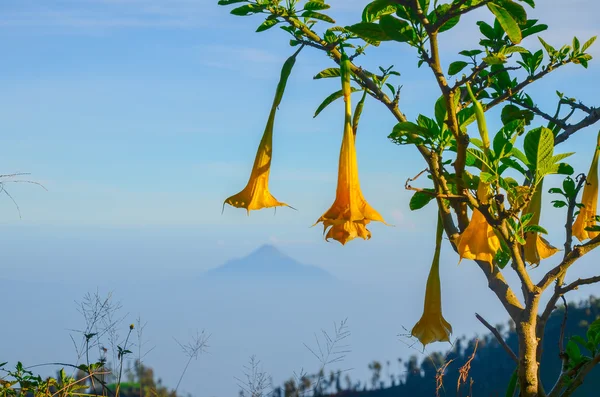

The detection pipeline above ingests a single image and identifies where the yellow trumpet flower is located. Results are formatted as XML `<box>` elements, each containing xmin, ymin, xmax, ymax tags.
<box><xmin>458</xmin><ymin>83</ymin><xmax>501</xmax><ymax>264</ymax></box>
<box><xmin>572</xmin><ymin>131</ymin><xmax>600</xmax><ymax>241</ymax></box>
<box><xmin>412</xmin><ymin>216</ymin><xmax>453</xmax><ymax>346</ymax></box>
<box><xmin>523</xmin><ymin>181</ymin><xmax>559</xmax><ymax>266</ymax></box>
<box><xmin>456</xmin><ymin>182</ymin><xmax>501</xmax><ymax>264</ymax></box>
<box><xmin>314</xmin><ymin>53</ymin><xmax>386</xmax><ymax>245</ymax></box>
<box><xmin>223</xmin><ymin>50</ymin><xmax>300</xmax><ymax>214</ymax></box>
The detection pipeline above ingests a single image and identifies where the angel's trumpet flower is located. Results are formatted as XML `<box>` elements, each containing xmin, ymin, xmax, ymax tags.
<box><xmin>313</xmin><ymin>53</ymin><xmax>387</xmax><ymax>245</ymax></box>
<box><xmin>572</xmin><ymin>131</ymin><xmax>600</xmax><ymax>241</ymax></box>
<box><xmin>523</xmin><ymin>181</ymin><xmax>559</xmax><ymax>266</ymax></box>
<box><xmin>412</xmin><ymin>217</ymin><xmax>453</xmax><ymax>346</ymax></box>
<box><xmin>457</xmin><ymin>182</ymin><xmax>501</xmax><ymax>264</ymax></box>
<box><xmin>223</xmin><ymin>49</ymin><xmax>301</xmax><ymax>214</ymax></box>
<box><xmin>456</xmin><ymin>83</ymin><xmax>501</xmax><ymax>264</ymax></box>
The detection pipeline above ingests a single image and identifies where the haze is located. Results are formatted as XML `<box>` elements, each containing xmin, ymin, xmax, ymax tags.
<box><xmin>1</xmin><ymin>1</ymin><xmax>600</xmax><ymax>396</ymax></box>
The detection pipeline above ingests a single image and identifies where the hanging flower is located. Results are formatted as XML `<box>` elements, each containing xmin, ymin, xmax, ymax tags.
<box><xmin>314</xmin><ymin>53</ymin><xmax>387</xmax><ymax>245</ymax></box>
<box><xmin>223</xmin><ymin>50</ymin><xmax>301</xmax><ymax>214</ymax></box>
<box><xmin>412</xmin><ymin>217</ymin><xmax>453</xmax><ymax>346</ymax></box>
<box><xmin>456</xmin><ymin>182</ymin><xmax>501</xmax><ymax>264</ymax></box>
<box><xmin>572</xmin><ymin>131</ymin><xmax>600</xmax><ymax>241</ymax></box>
<box><xmin>523</xmin><ymin>181</ymin><xmax>559</xmax><ymax>266</ymax></box>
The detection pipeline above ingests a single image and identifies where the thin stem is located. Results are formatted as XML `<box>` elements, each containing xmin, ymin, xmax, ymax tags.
<box><xmin>475</xmin><ymin>313</ymin><xmax>518</xmax><ymax>363</ymax></box>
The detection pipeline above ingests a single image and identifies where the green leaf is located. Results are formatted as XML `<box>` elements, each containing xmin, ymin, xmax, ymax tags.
<box><xmin>346</xmin><ymin>22</ymin><xmax>390</xmax><ymax>43</ymax></box>
<box><xmin>582</xmin><ymin>36</ymin><xmax>597</xmax><ymax>52</ymax></box>
<box><xmin>505</xmin><ymin>369</ymin><xmax>519</xmax><ymax>397</ymax></box>
<box><xmin>487</xmin><ymin>3</ymin><xmax>522</xmax><ymax>44</ymax></box>
<box><xmin>314</xmin><ymin>87</ymin><xmax>360</xmax><ymax>117</ymax></box>
<box><xmin>467</xmin><ymin>147</ymin><xmax>493</xmax><ymax>170</ymax></box>
<box><xmin>448</xmin><ymin>60</ymin><xmax>469</xmax><ymax>76</ymax></box>
<box><xmin>480</xmin><ymin>172</ymin><xmax>497</xmax><ymax>183</ymax></box>
<box><xmin>524</xmin><ymin>126</ymin><xmax>554</xmax><ymax>175</ymax></box>
<box><xmin>459</xmin><ymin>49</ymin><xmax>484</xmax><ymax>57</ymax></box>
<box><xmin>477</xmin><ymin>21</ymin><xmax>496</xmax><ymax>40</ymax></box>
<box><xmin>304</xmin><ymin>1</ymin><xmax>331</xmax><ymax>11</ymax></box>
<box><xmin>566</xmin><ymin>340</ymin><xmax>583</xmax><ymax>363</ymax></box>
<box><xmin>362</xmin><ymin>0</ymin><xmax>398</xmax><ymax>22</ymax></box>
<box><xmin>314</xmin><ymin>67</ymin><xmax>341</xmax><ymax>79</ymax></box>
<box><xmin>498</xmin><ymin>0</ymin><xmax>527</xmax><ymax>25</ymax></box>
<box><xmin>230</xmin><ymin>4</ymin><xmax>264</xmax><ymax>16</ymax></box>
<box><xmin>256</xmin><ymin>18</ymin><xmax>279</xmax><ymax>32</ymax></box>
<box><xmin>301</xmin><ymin>11</ymin><xmax>335</xmax><ymax>23</ymax></box>
<box><xmin>573</xmin><ymin>36</ymin><xmax>581</xmax><ymax>52</ymax></box>
<box><xmin>522</xmin><ymin>23</ymin><xmax>548</xmax><ymax>39</ymax></box>
<box><xmin>500</xmin><ymin>158</ymin><xmax>528</xmax><ymax>175</ymax></box>
<box><xmin>562</xmin><ymin>177</ymin><xmax>576</xmax><ymax>196</ymax></box>
<box><xmin>571</xmin><ymin>335</ymin><xmax>588</xmax><ymax>348</ymax></box>
<box><xmin>482</xmin><ymin>54</ymin><xmax>507</xmax><ymax>65</ymax></box>
<box><xmin>523</xmin><ymin>224</ymin><xmax>548</xmax><ymax>234</ymax></box>
<box><xmin>379</xmin><ymin>15</ymin><xmax>415</xmax><ymax>43</ymax></box>
<box><xmin>218</xmin><ymin>0</ymin><xmax>246</xmax><ymax>5</ymax></box>
<box><xmin>392</xmin><ymin>121</ymin><xmax>430</xmax><ymax>136</ymax></box>
<box><xmin>552</xmin><ymin>200</ymin><xmax>567</xmax><ymax>208</ymax></box>
<box><xmin>548</xmin><ymin>187</ymin><xmax>563</xmax><ymax>195</ymax></box>
<box><xmin>409</xmin><ymin>189</ymin><xmax>436</xmax><ymax>210</ymax></box>
<box><xmin>434</xmin><ymin>95</ymin><xmax>447</xmax><ymax>127</ymax></box>
<box><xmin>547</xmin><ymin>162</ymin><xmax>575</xmax><ymax>176</ymax></box>
<box><xmin>538</xmin><ymin>37</ymin><xmax>557</xmax><ymax>56</ymax></box>
<box><xmin>386</xmin><ymin>83</ymin><xmax>396</xmax><ymax>96</ymax></box>
<box><xmin>457</xmin><ymin>107</ymin><xmax>476</xmax><ymax>131</ymax></box>
<box><xmin>510</xmin><ymin>147</ymin><xmax>530</xmax><ymax>166</ymax></box>
<box><xmin>439</xmin><ymin>14</ymin><xmax>461</xmax><ymax>33</ymax></box>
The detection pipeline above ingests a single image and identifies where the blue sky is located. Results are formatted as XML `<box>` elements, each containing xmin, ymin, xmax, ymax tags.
<box><xmin>1</xmin><ymin>1</ymin><xmax>600</xmax><ymax>396</ymax></box>
<box><xmin>1</xmin><ymin>0</ymin><xmax>599</xmax><ymax>229</ymax></box>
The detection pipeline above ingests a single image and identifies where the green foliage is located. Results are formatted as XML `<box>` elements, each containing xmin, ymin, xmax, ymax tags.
<box><xmin>314</xmin><ymin>87</ymin><xmax>360</xmax><ymax>117</ymax></box>
<box><xmin>409</xmin><ymin>189</ymin><xmax>435</xmax><ymax>211</ymax></box>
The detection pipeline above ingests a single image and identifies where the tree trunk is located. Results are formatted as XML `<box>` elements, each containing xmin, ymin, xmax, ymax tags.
<box><xmin>518</xmin><ymin>318</ymin><xmax>541</xmax><ymax>397</ymax></box>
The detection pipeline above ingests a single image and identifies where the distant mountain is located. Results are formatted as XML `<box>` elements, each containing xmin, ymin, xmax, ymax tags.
<box><xmin>201</xmin><ymin>244</ymin><xmax>335</xmax><ymax>283</ymax></box>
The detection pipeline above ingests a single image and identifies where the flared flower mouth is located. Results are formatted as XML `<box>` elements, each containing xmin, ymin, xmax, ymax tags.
<box><xmin>223</xmin><ymin>123</ymin><xmax>291</xmax><ymax>214</ymax></box>
<box><xmin>314</xmin><ymin>53</ymin><xmax>387</xmax><ymax>245</ymax></box>
<box><xmin>573</xmin><ymin>131</ymin><xmax>600</xmax><ymax>241</ymax></box>
<box><xmin>411</xmin><ymin>216</ymin><xmax>452</xmax><ymax>346</ymax></box>
<box><xmin>457</xmin><ymin>182</ymin><xmax>501</xmax><ymax>264</ymax></box>
<box><xmin>524</xmin><ymin>233</ymin><xmax>559</xmax><ymax>266</ymax></box>
<box><xmin>411</xmin><ymin>312</ymin><xmax>453</xmax><ymax>346</ymax></box>
<box><xmin>523</xmin><ymin>181</ymin><xmax>559</xmax><ymax>266</ymax></box>
<box><xmin>321</xmin><ymin>219</ymin><xmax>372</xmax><ymax>245</ymax></box>
<box><xmin>223</xmin><ymin>50</ymin><xmax>301</xmax><ymax>214</ymax></box>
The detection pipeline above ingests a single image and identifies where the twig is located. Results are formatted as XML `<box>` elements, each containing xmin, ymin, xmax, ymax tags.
<box><xmin>556</xmin><ymin>107</ymin><xmax>600</xmax><ymax>145</ymax></box>
<box><xmin>457</xmin><ymin>339</ymin><xmax>479</xmax><ymax>396</ymax></box>
<box><xmin>475</xmin><ymin>314</ymin><xmax>518</xmax><ymax>363</ymax></box>
<box><xmin>435</xmin><ymin>358</ymin><xmax>455</xmax><ymax>397</ymax></box>
<box><xmin>174</xmin><ymin>330</ymin><xmax>211</xmax><ymax>394</ymax></box>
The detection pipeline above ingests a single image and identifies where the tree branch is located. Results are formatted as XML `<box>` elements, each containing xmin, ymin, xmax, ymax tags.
<box><xmin>538</xmin><ymin>235</ymin><xmax>600</xmax><ymax>291</ymax></box>
<box><xmin>475</xmin><ymin>313</ymin><xmax>518</xmax><ymax>363</ymax></box>
<box><xmin>548</xmin><ymin>353</ymin><xmax>600</xmax><ymax>397</ymax></box>
<box><xmin>556</xmin><ymin>106</ymin><xmax>600</xmax><ymax>145</ymax></box>
<box><xmin>484</xmin><ymin>62</ymin><xmax>570</xmax><ymax>111</ymax></box>
<box><xmin>561</xmin><ymin>275</ymin><xmax>600</xmax><ymax>294</ymax></box>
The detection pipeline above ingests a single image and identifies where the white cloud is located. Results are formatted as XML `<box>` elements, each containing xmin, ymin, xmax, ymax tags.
<box><xmin>0</xmin><ymin>0</ymin><xmax>218</xmax><ymax>30</ymax></box>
